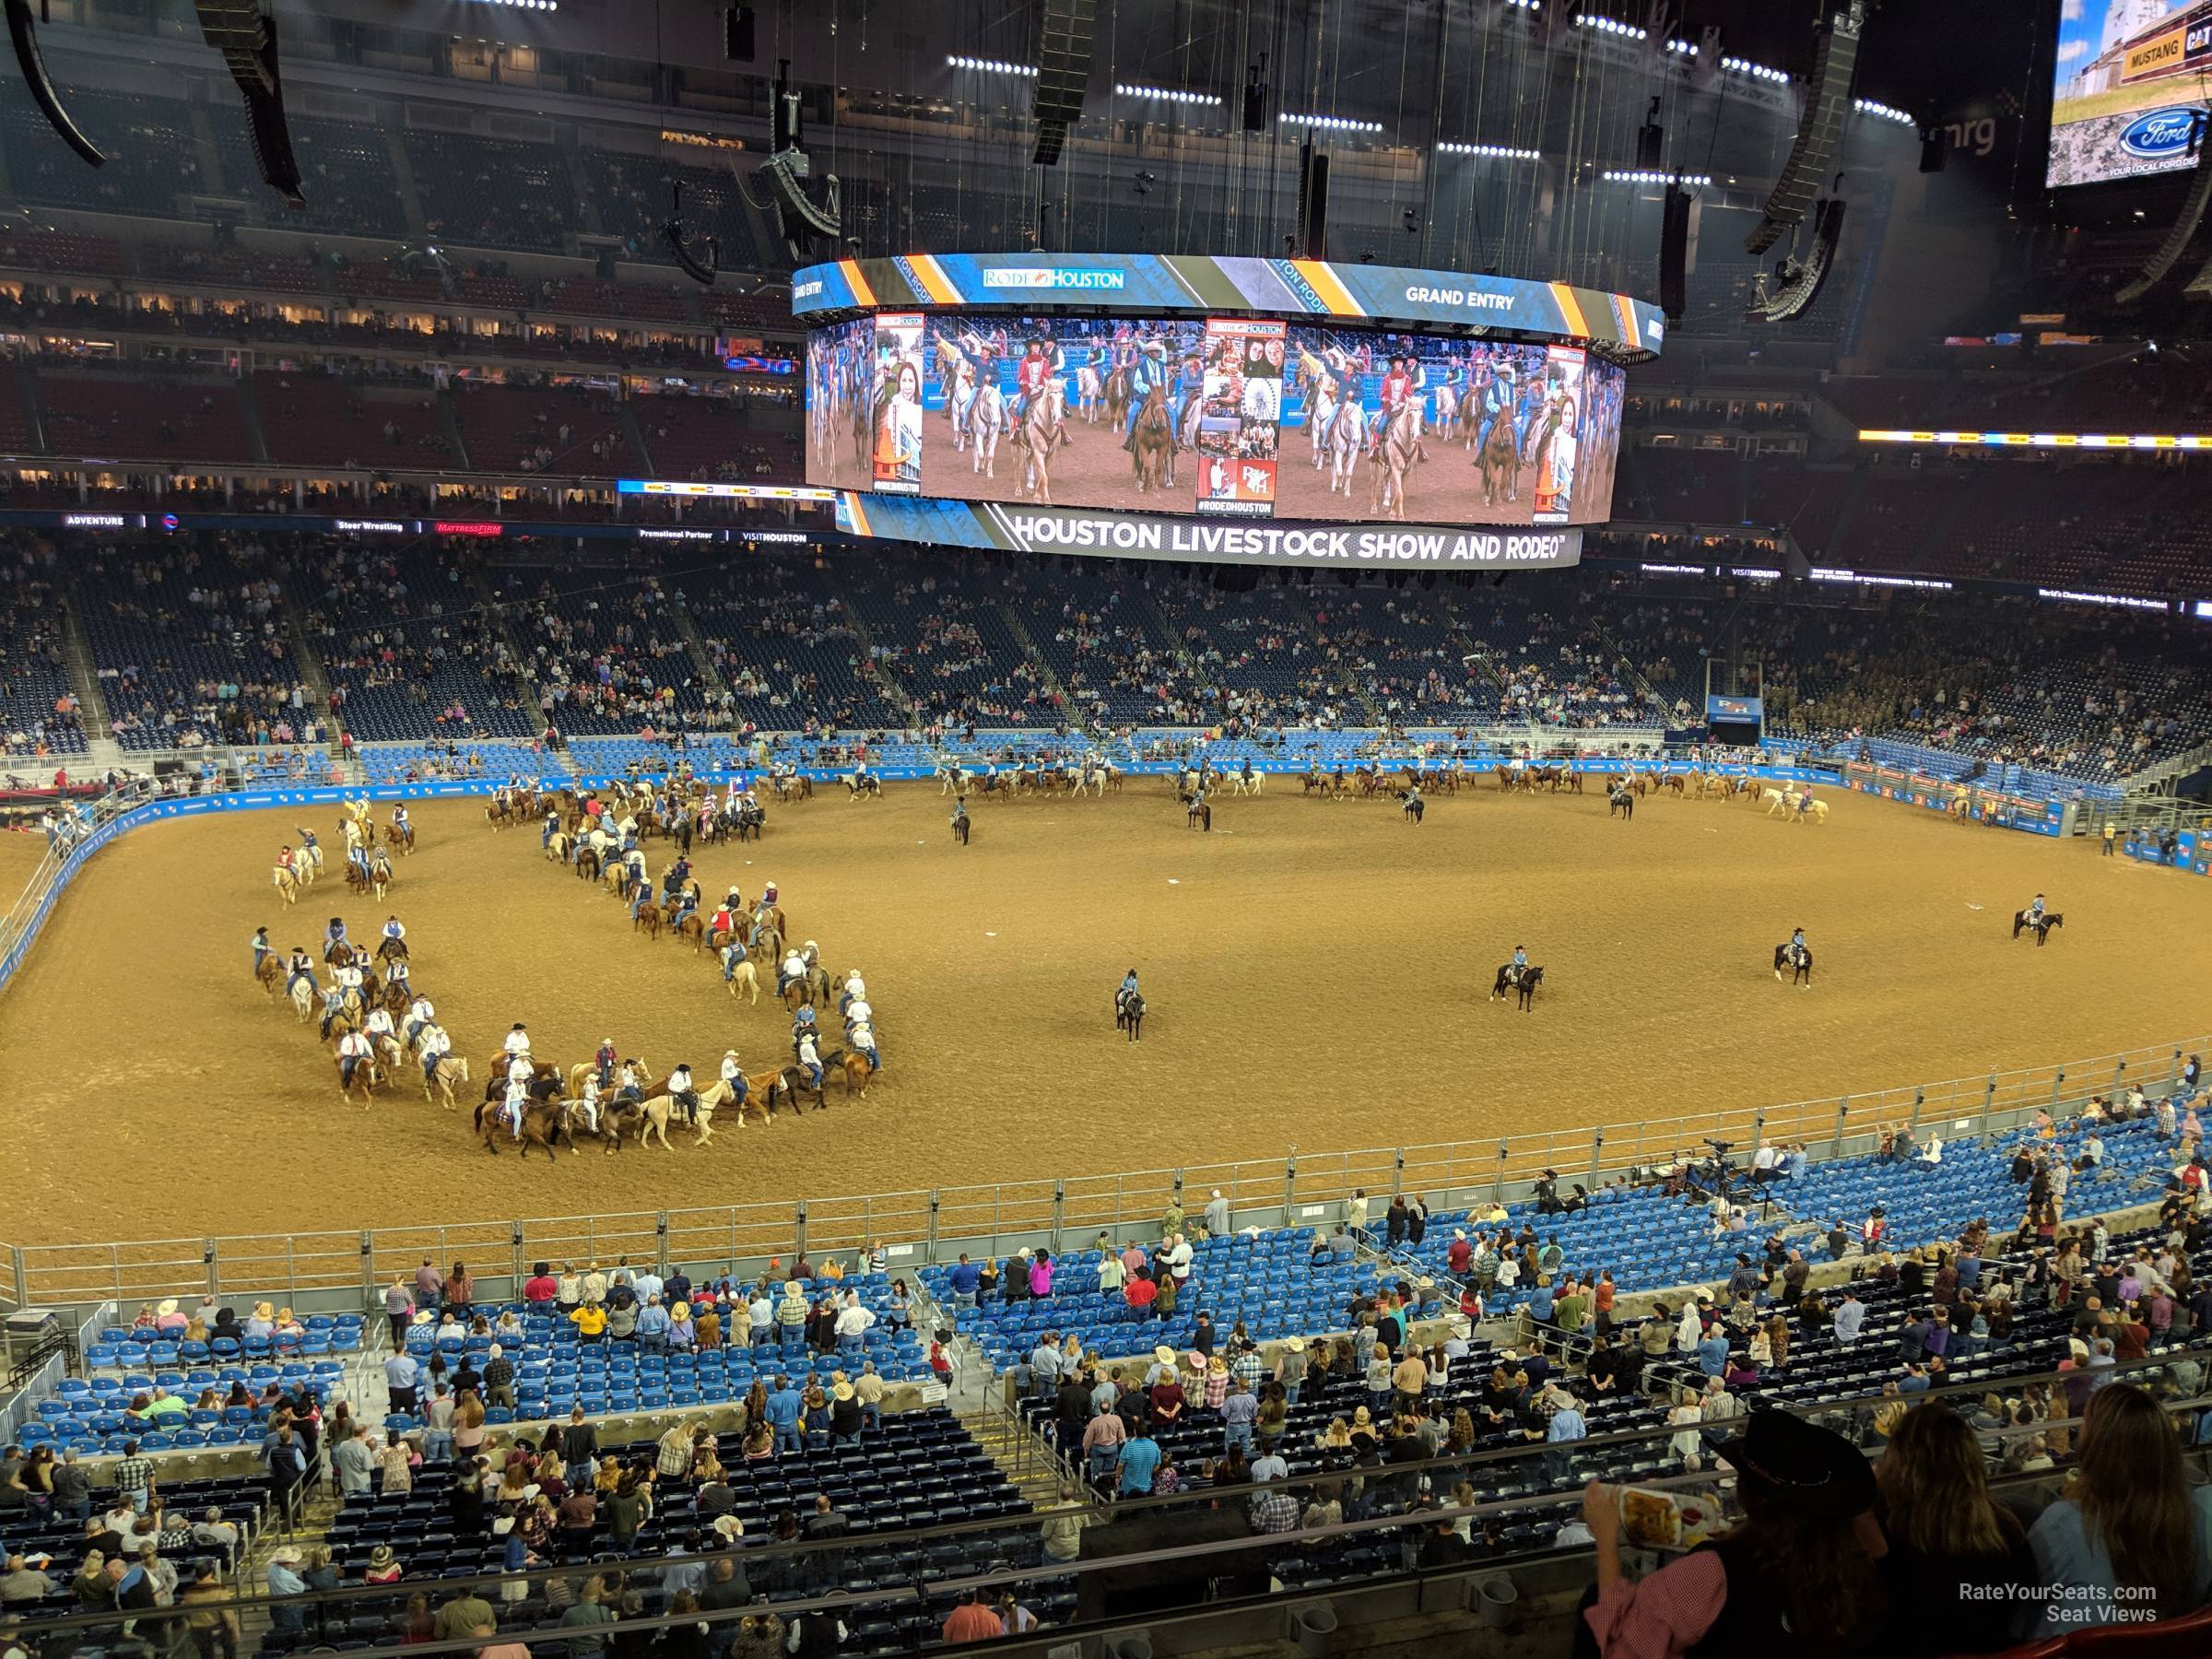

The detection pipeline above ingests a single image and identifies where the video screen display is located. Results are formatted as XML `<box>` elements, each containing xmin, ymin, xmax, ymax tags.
<box><xmin>2050</xmin><ymin>1</ymin><xmax>2212</xmax><ymax>188</ymax></box>
<box><xmin>806</xmin><ymin>312</ymin><xmax>1626</xmax><ymax>527</ymax></box>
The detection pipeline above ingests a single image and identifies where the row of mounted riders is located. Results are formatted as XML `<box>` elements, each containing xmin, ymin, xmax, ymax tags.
<box><xmin>251</xmin><ymin>909</ymin><xmax>876</xmax><ymax>1153</ymax></box>
<box><xmin>510</xmin><ymin>794</ymin><xmax>889</xmax><ymax>1142</ymax></box>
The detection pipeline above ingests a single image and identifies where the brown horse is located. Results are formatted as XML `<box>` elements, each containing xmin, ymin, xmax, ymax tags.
<box><xmin>474</xmin><ymin>1097</ymin><xmax>570</xmax><ymax>1159</ymax></box>
<box><xmin>254</xmin><ymin>955</ymin><xmax>282</xmax><ymax>996</ymax></box>
<box><xmin>1130</xmin><ymin>383</ymin><xmax>1172</xmax><ymax>494</ymax></box>
<box><xmin>1477</xmin><ymin>408</ymin><xmax>1521</xmax><ymax>506</ymax></box>
<box><xmin>633</xmin><ymin>903</ymin><xmax>664</xmax><ymax>941</ymax></box>
<box><xmin>830</xmin><ymin>1046</ymin><xmax>877</xmax><ymax>1101</ymax></box>
<box><xmin>671</xmin><ymin>913</ymin><xmax>706</xmax><ymax>951</ymax></box>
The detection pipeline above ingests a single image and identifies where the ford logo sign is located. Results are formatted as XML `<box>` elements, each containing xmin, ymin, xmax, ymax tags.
<box><xmin>2120</xmin><ymin>107</ymin><xmax>2199</xmax><ymax>160</ymax></box>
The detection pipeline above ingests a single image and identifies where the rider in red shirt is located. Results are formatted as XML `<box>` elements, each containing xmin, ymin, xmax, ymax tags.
<box><xmin>1016</xmin><ymin>341</ymin><xmax>1051</xmax><ymax>418</ymax></box>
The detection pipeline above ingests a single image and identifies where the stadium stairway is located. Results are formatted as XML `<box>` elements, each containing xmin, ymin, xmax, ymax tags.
<box><xmin>660</xmin><ymin>597</ymin><xmax>736</xmax><ymax>708</ymax></box>
<box><xmin>56</xmin><ymin>601</ymin><xmax>115</xmax><ymax>761</ymax></box>
<box><xmin>990</xmin><ymin>599</ymin><xmax>1071</xmax><ymax>705</ymax></box>
<box><xmin>277</xmin><ymin>583</ymin><xmax>348</xmax><ymax>771</ymax></box>
<box><xmin>234</xmin><ymin>371</ymin><xmax>276</xmax><ymax>465</ymax></box>
<box><xmin>832</xmin><ymin>596</ymin><xmax>923</xmax><ymax>725</ymax></box>
<box><xmin>468</xmin><ymin>567</ymin><xmax>556</xmax><ymax>740</ymax></box>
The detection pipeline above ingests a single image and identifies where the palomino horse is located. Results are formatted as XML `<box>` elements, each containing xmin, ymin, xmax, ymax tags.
<box><xmin>633</xmin><ymin>1079</ymin><xmax>736</xmax><ymax>1149</ymax></box>
<box><xmin>965</xmin><ymin>382</ymin><xmax>1006</xmax><ymax>477</ymax></box>
<box><xmin>1075</xmin><ymin>364</ymin><xmax>1103</xmax><ymax>423</ymax></box>
<box><xmin>424</xmin><ymin>1056</ymin><xmax>472</xmax><ymax>1109</ymax></box>
<box><xmin>1009</xmin><ymin>389</ymin><xmax>1061</xmax><ymax>503</ymax></box>
<box><xmin>1490</xmin><ymin>963</ymin><xmax>1545</xmax><ymax>1010</ymax></box>
<box><xmin>1366</xmin><ymin>404</ymin><xmax>1422</xmax><ymax>522</ymax></box>
<box><xmin>725</xmin><ymin>957</ymin><xmax>761</xmax><ymax>1004</ymax></box>
<box><xmin>274</xmin><ymin>866</ymin><xmax>300</xmax><ymax>907</ymax></box>
<box><xmin>1773</xmin><ymin>943</ymin><xmax>1813</xmax><ymax>987</ymax></box>
<box><xmin>2012</xmin><ymin>910</ymin><xmax>2064</xmax><ymax>947</ymax></box>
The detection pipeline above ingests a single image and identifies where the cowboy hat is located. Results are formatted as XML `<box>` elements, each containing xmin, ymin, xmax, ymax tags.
<box><xmin>1713</xmin><ymin>1408</ymin><xmax>1877</xmax><ymax>1522</ymax></box>
<box><xmin>155</xmin><ymin>1300</ymin><xmax>178</xmax><ymax>1317</ymax></box>
<box><xmin>1153</xmin><ymin>1347</ymin><xmax>1175</xmax><ymax>1366</ymax></box>
<box><xmin>711</xmin><ymin>1514</ymin><xmax>746</xmax><ymax>1539</ymax></box>
<box><xmin>269</xmin><ymin>1547</ymin><xmax>303</xmax><ymax>1565</ymax></box>
<box><xmin>1351</xmin><ymin>1406</ymin><xmax>1371</xmax><ymax>1427</ymax></box>
<box><xmin>368</xmin><ymin>1545</ymin><xmax>396</xmax><ymax>1571</ymax></box>
<box><xmin>1284</xmin><ymin>1337</ymin><xmax>1307</xmax><ymax>1354</ymax></box>
<box><xmin>831</xmin><ymin>1382</ymin><xmax>854</xmax><ymax>1402</ymax></box>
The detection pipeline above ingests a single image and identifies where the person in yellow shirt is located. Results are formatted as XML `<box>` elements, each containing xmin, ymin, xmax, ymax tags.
<box><xmin>570</xmin><ymin>1303</ymin><xmax>607</xmax><ymax>1344</ymax></box>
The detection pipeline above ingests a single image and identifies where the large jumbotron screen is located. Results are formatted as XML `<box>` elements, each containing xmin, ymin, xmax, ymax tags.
<box><xmin>796</xmin><ymin>254</ymin><xmax>1659</xmax><ymax>571</ymax></box>
<box><xmin>2049</xmin><ymin>0</ymin><xmax>2211</xmax><ymax>188</ymax></box>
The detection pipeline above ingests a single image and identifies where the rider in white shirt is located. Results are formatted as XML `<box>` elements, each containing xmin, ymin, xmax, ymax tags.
<box><xmin>406</xmin><ymin>995</ymin><xmax>435</xmax><ymax>1042</ymax></box>
<box><xmin>336</xmin><ymin>1030</ymin><xmax>373</xmax><ymax>1089</ymax></box>
<box><xmin>794</xmin><ymin>1031</ymin><xmax>823</xmax><ymax>1090</ymax></box>
<box><xmin>502</xmin><ymin>1024</ymin><xmax>532</xmax><ymax>1061</ymax></box>
<box><xmin>666</xmin><ymin>1064</ymin><xmax>699</xmax><ymax>1124</ymax></box>
<box><xmin>417</xmin><ymin>1024</ymin><xmax>449</xmax><ymax>1083</ymax></box>
<box><xmin>843</xmin><ymin>998</ymin><xmax>873</xmax><ymax>1037</ymax></box>
<box><xmin>720</xmin><ymin>1051</ymin><xmax>750</xmax><ymax>1113</ymax></box>
<box><xmin>502</xmin><ymin>1075</ymin><xmax>529</xmax><ymax>1137</ymax></box>
<box><xmin>849</xmin><ymin>1019</ymin><xmax>880</xmax><ymax>1071</ymax></box>
<box><xmin>781</xmin><ymin>949</ymin><xmax>807</xmax><ymax>993</ymax></box>
<box><xmin>841</xmin><ymin>972</ymin><xmax>866</xmax><ymax>1015</ymax></box>
<box><xmin>335</xmin><ymin>959</ymin><xmax>364</xmax><ymax>995</ymax></box>
<box><xmin>363</xmin><ymin>1006</ymin><xmax>396</xmax><ymax>1050</ymax></box>
<box><xmin>576</xmin><ymin>1074</ymin><xmax>601</xmax><ymax>1135</ymax></box>
<box><xmin>507</xmin><ymin>1053</ymin><xmax>535</xmax><ymax>1094</ymax></box>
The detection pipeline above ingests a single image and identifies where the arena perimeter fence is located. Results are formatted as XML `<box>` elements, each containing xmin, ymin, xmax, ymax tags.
<box><xmin>0</xmin><ymin>754</ymin><xmax>2183</xmax><ymax>1316</ymax></box>
<box><xmin>0</xmin><ymin>1028</ymin><xmax>2195</xmax><ymax>1315</ymax></box>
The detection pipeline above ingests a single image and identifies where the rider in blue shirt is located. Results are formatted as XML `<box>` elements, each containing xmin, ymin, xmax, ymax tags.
<box><xmin>1512</xmin><ymin>946</ymin><xmax>1529</xmax><ymax>974</ymax></box>
<box><xmin>2026</xmin><ymin>894</ymin><xmax>2046</xmax><ymax>925</ymax></box>
<box><xmin>1120</xmin><ymin>341</ymin><xmax>1172</xmax><ymax>453</ymax></box>
<box><xmin>1121</xmin><ymin>970</ymin><xmax>1140</xmax><ymax>1000</ymax></box>
<box><xmin>325</xmin><ymin>916</ymin><xmax>348</xmax><ymax>953</ymax></box>
<box><xmin>1791</xmin><ymin>927</ymin><xmax>1806</xmax><ymax>956</ymax></box>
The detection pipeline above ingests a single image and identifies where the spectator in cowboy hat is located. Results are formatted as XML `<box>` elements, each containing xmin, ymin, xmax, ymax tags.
<box><xmin>1577</xmin><ymin>1408</ymin><xmax>1882</xmax><ymax>1656</ymax></box>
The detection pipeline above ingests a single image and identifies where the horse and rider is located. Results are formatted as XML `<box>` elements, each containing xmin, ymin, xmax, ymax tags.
<box><xmin>1773</xmin><ymin>927</ymin><xmax>1814</xmax><ymax>987</ymax></box>
<box><xmin>2012</xmin><ymin>893</ymin><xmax>2065</xmax><ymax>945</ymax></box>
<box><xmin>1114</xmin><ymin>970</ymin><xmax>1146</xmax><ymax>1042</ymax></box>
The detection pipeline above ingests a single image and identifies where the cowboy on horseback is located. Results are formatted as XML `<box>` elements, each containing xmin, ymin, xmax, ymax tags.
<box><xmin>595</xmin><ymin>1039</ymin><xmax>618</xmax><ymax>1092</ymax></box>
<box><xmin>324</xmin><ymin>915</ymin><xmax>348</xmax><ymax>954</ymax></box>
<box><xmin>500</xmin><ymin>1072</ymin><xmax>530</xmax><ymax>1140</ymax></box>
<box><xmin>503</xmin><ymin>1023</ymin><xmax>532</xmax><ymax>1065</ymax></box>
<box><xmin>793</xmin><ymin>1002</ymin><xmax>818</xmax><ymax>1046</ymax></box>
<box><xmin>252</xmin><ymin>927</ymin><xmax>271</xmax><ymax>976</ymax></box>
<box><xmin>385</xmin><ymin>954</ymin><xmax>411</xmax><ymax>996</ymax></box>
<box><xmin>337</xmin><ymin>1028</ymin><xmax>373</xmax><ymax>1092</ymax></box>
<box><xmin>1787</xmin><ymin>928</ymin><xmax>1808</xmax><ymax>970</ymax></box>
<box><xmin>418</xmin><ymin>1022</ymin><xmax>450</xmax><ymax>1084</ymax></box>
<box><xmin>406</xmin><ymin>994</ymin><xmax>436</xmax><ymax>1046</ymax></box>
<box><xmin>850</xmin><ymin>1017</ymin><xmax>880</xmax><ymax>1076</ymax></box>
<box><xmin>1115</xmin><ymin>968</ymin><xmax>1141</xmax><ymax>1021</ymax></box>
<box><xmin>720</xmin><ymin>1050</ymin><xmax>750</xmax><ymax>1116</ymax></box>
<box><xmin>382</xmin><ymin>915</ymin><xmax>406</xmax><ymax>947</ymax></box>
<box><xmin>575</xmin><ymin>1072</ymin><xmax>603</xmax><ymax>1136</ymax></box>
<box><xmin>1506</xmin><ymin>946</ymin><xmax>1530</xmax><ymax>988</ymax></box>
<box><xmin>779</xmin><ymin>948</ymin><xmax>807</xmax><ymax>996</ymax></box>
<box><xmin>795</xmin><ymin>1031</ymin><xmax>825</xmax><ymax>1093</ymax></box>
<box><xmin>1121</xmin><ymin>339</ymin><xmax>1172</xmax><ymax>453</ymax></box>
<box><xmin>667</xmin><ymin>1062</ymin><xmax>701</xmax><ymax>1126</ymax></box>
<box><xmin>840</xmin><ymin>971</ymin><xmax>866</xmax><ymax>1016</ymax></box>
<box><xmin>2025</xmin><ymin>894</ymin><xmax>2046</xmax><ymax>929</ymax></box>
<box><xmin>286</xmin><ymin>947</ymin><xmax>315</xmax><ymax>995</ymax></box>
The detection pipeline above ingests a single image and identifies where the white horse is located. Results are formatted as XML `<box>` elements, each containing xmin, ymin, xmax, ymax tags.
<box><xmin>968</xmin><ymin>383</ymin><xmax>1006</xmax><ymax>477</ymax></box>
<box><xmin>1764</xmin><ymin>785</ymin><xmax>1804</xmax><ymax>818</ymax></box>
<box><xmin>1431</xmin><ymin>383</ymin><xmax>1461</xmax><ymax>444</ymax></box>
<box><xmin>1075</xmin><ymin>364</ymin><xmax>1103</xmax><ymax>423</ymax></box>
<box><xmin>1327</xmin><ymin>400</ymin><xmax>1363</xmax><ymax>496</ymax></box>
<box><xmin>1310</xmin><ymin>379</ymin><xmax>1341</xmax><ymax>472</ymax></box>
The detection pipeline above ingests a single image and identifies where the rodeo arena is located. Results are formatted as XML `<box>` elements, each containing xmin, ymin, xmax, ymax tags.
<box><xmin>7</xmin><ymin>5</ymin><xmax>2212</xmax><ymax>1659</ymax></box>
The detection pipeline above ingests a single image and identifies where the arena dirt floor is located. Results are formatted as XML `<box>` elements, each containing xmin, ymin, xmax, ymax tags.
<box><xmin>2</xmin><ymin>779</ymin><xmax>2206</xmax><ymax>1248</ymax></box>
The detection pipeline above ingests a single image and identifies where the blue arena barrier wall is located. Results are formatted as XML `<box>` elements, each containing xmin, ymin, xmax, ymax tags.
<box><xmin>0</xmin><ymin>755</ymin><xmax>1873</xmax><ymax>996</ymax></box>
<box><xmin>2126</xmin><ymin>829</ymin><xmax>2212</xmax><ymax>876</ymax></box>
